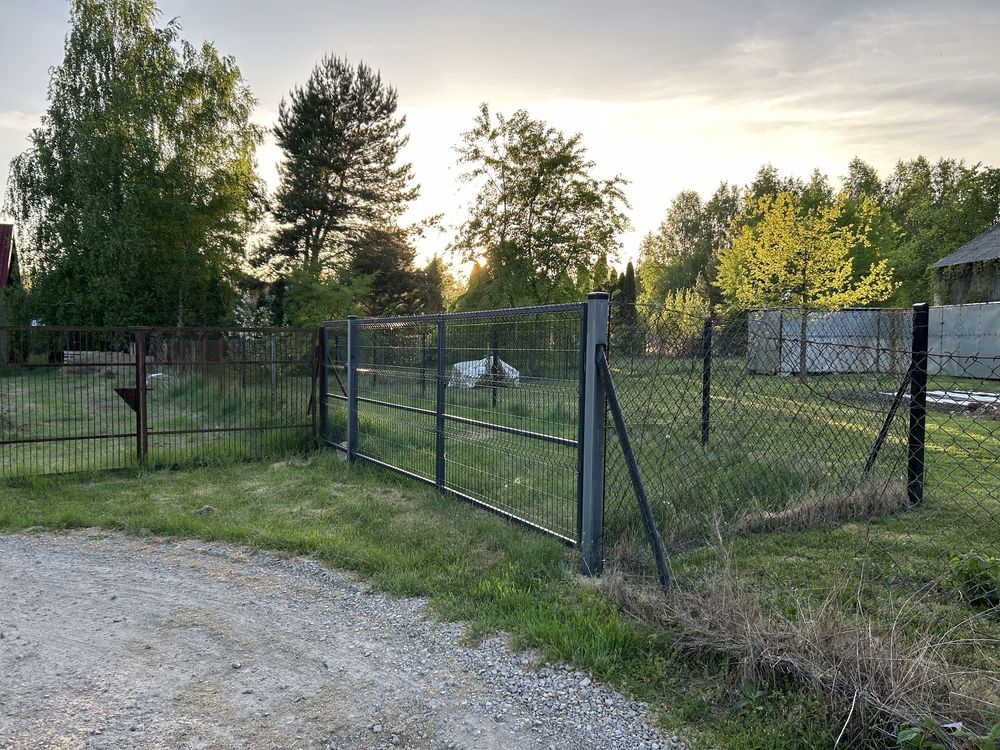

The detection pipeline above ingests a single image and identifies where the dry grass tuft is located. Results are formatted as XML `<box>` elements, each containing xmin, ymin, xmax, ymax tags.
<box><xmin>734</xmin><ymin>478</ymin><xmax>910</xmax><ymax>535</ymax></box>
<box><xmin>601</xmin><ymin>539</ymin><xmax>1000</xmax><ymax>748</ymax></box>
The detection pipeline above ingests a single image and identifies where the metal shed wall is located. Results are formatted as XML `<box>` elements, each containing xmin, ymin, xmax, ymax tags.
<box><xmin>747</xmin><ymin>309</ymin><xmax>912</xmax><ymax>375</ymax></box>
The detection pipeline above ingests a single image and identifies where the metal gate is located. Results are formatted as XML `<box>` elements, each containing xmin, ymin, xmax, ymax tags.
<box><xmin>321</xmin><ymin>300</ymin><xmax>608</xmax><ymax>547</ymax></box>
<box><xmin>0</xmin><ymin>325</ymin><xmax>319</xmax><ymax>477</ymax></box>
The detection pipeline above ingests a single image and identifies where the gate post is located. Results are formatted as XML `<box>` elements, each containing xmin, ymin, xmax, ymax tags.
<box><xmin>346</xmin><ymin>315</ymin><xmax>359</xmax><ymax>463</ymax></box>
<box><xmin>580</xmin><ymin>292</ymin><xmax>609</xmax><ymax>576</ymax></box>
<box><xmin>907</xmin><ymin>303</ymin><xmax>929</xmax><ymax>505</ymax></box>
<box><xmin>133</xmin><ymin>328</ymin><xmax>148</xmax><ymax>462</ymax></box>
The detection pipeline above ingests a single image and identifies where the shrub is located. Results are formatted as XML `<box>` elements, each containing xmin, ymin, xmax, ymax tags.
<box><xmin>948</xmin><ymin>554</ymin><xmax>1000</xmax><ymax>611</ymax></box>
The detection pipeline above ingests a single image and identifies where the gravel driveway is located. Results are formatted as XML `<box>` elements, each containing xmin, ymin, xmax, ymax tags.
<box><xmin>0</xmin><ymin>532</ymin><xmax>683</xmax><ymax>750</ymax></box>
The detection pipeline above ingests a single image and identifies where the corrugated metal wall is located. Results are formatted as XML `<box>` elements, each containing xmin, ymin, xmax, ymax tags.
<box><xmin>747</xmin><ymin>309</ymin><xmax>911</xmax><ymax>375</ymax></box>
<box><xmin>748</xmin><ymin>303</ymin><xmax>1000</xmax><ymax>379</ymax></box>
<box><xmin>928</xmin><ymin>302</ymin><xmax>1000</xmax><ymax>380</ymax></box>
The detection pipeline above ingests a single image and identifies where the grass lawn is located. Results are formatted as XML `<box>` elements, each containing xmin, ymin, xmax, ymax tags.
<box><xmin>0</xmin><ymin>453</ymin><xmax>837</xmax><ymax>750</ymax></box>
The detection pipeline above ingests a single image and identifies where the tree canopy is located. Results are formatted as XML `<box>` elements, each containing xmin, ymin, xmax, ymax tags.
<box><xmin>263</xmin><ymin>56</ymin><xmax>418</xmax><ymax>279</ymax></box>
<box><xmin>452</xmin><ymin>105</ymin><xmax>630</xmax><ymax>307</ymax></box>
<box><xmin>5</xmin><ymin>0</ymin><xmax>261</xmax><ymax>326</ymax></box>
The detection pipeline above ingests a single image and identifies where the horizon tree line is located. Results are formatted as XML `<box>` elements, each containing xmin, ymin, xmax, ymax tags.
<box><xmin>4</xmin><ymin>0</ymin><xmax>999</xmax><ymax>329</ymax></box>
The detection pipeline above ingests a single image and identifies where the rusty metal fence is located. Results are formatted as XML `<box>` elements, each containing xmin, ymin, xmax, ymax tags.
<box><xmin>0</xmin><ymin>326</ymin><xmax>319</xmax><ymax>477</ymax></box>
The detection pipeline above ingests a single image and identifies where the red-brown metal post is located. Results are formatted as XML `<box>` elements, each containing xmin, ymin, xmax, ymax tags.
<box><xmin>134</xmin><ymin>329</ymin><xmax>148</xmax><ymax>461</ymax></box>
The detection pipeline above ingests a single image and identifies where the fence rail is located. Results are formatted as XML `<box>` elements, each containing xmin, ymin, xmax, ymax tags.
<box><xmin>0</xmin><ymin>325</ymin><xmax>319</xmax><ymax>476</ymax></box>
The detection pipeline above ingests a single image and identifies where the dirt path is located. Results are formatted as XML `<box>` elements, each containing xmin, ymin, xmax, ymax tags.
<box><xmin>0</xmin><ymin>532</ymin><xmax>681</xmax><ymax>750</ymax></box>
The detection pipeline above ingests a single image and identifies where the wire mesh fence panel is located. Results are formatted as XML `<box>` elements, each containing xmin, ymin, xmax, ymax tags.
<box><xmin>0</xmin><ymin>326</ymin><xmax>319</xmax><ymax>478</ymax></box>
<box><xmin>324</xmin><ymin>321</ymin><xmax>349</xmax><ymax>447</ymax></box>
<box><xmin>0</xmin><ymin>327</ymin><xmax>138</xmax><ymax>476</ymax></box>
<box><xmin>143</xmin><ymin>328</ymin><xmax>318</xmax><ymax>467</ymax></box>
<box><xmin>353</xmin><ymin>319</ymin><xmax>440</xmax><ymax>483</ymax></box>
<box><xmin>442</xmin><ymin>310</ymin><xmax>582</xmax><ymax>541</ymax></box>
<box><xmin>603</xmin><ymin>301</ymin><xmax>1000</xmax><ymax>737</ymax></box>
<box><xmin>326</xmin><ymin>304</ymin><xmax>585</xmax><ymax>542</ymax></box>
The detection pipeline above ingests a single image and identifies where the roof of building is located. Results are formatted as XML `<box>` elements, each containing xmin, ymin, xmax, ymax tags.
<box><xmin>931</xmin><ymin>223</ymin><xmax>1000</xmax><ymax>269</ymax></box>
<box><xmin>0</xmin><ymin>224</ymin><xmax>15</xmax><ymax>289</ymax></box>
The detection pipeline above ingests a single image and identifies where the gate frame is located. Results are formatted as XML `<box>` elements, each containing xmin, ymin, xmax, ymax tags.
<box><xmin>322</xmin><ymin>301</ymin><xmax>597</xmax><ymax>553</ymax></box>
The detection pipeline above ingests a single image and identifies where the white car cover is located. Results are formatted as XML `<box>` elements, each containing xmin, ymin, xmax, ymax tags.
<box><xmin>448</xmin><ymin>355</ymin><xmax>520</xmax><ymax>389</ymax></box>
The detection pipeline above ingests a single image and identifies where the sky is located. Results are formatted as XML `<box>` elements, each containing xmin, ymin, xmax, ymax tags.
<box><xmin>1</xmin><ymin>0</ymin><xmax>999</xmax><ymax>269</ymax></box>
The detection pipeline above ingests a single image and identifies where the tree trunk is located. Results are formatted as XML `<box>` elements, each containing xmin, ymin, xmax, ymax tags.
<box><xmin>798</xmin><ymin>310</ymin><xmax>809</xmax><ymax>384</ymax></box>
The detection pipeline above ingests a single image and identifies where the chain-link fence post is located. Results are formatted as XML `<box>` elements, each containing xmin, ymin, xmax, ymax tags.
<box><xmin>701</xmin><ymin>315</ymin><xmax>713</xmax><ymax>446</ymax></box>
<box><xmin>346</xmin><ymin>315</ymin><xmax>359</xmax><ymax>463</ymax></box>
<box><xmin>580</xmin><ymin>292</ymin><xmax>609</xmax><ymax>576</ymax></box>
<box><xmin>907</xmin><ymin>302</ymin><xmax>929</xmax><ymax>505</ymax></box>
<box><xmin>435</xmin><ymin>316</ymin><xmax>446</xmax><ymax>490</ymax></box>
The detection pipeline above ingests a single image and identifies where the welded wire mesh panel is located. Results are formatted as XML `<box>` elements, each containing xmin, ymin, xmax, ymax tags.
<box><xmin>442</xmin><ymin>310</ymin><xmax>582</xmax><ymax>540</ymax></box>
<box><xmin>0</xmin><ymin>327</ymin><xmax>137</xmax><ymax>476</ymax></box>
<box><xmin>324</xmin><ymin>321</ymin><xmax>348</xmax><ymax>446</ymax></box>
<box><xmin>144</xmin><ymin>328</ymin><xmax>317</xmax><ymax>466</ymax></box>
<box><xmin>339</xmin><ymin>305</ymin><xmax>584</xmax><ymax>542</ymax></box>
<box><xmin>0</xmin><ymin>325</ymin><xmax>318</xmax><ymax>478</ymax></box>
<box><xmin>354</xmin><ymin>319</ymin><xmax>439</xmax><ymax>483</ymax></box>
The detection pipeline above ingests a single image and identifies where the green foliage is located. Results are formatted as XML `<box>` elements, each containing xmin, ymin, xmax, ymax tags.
<box><xmin>948</xmin><ymin>553</ymin><xmax>1000</xmax><ymax>611</ymax></box>
<box><xmin>282</xmin><ymin>267</ymin><xmax>366</xmax><ymax>327</ymax></box>
<box><xmin>637</xmin><ymin>183</ymin><xmax>739</xmax><ymax>307</ymax></box>
<box><xmin>452</xmin><ymin>104</ymin><xmax>630</xmax><ymax>306</ymax></box>
<box><xmin>263</xmin><ymin>56</ymin><xmax>418</xmax><ymax>278</ymax></box>
<box><xmin>898</xmin><ymin>719</ymin><xmax>1000</xmax><ymax>749</ymax></box>
<box><xmin>5</xmin><ymin>0</ymin><xmax>262</xmax><ymax>326</ymax></box>
<box><xmin>718</xmin><ymin>191</ymin><xmax>896</xmax><ymax>312</ymax></box>
<box><xmin>643</xmin><ymin>156</ymin><xmax>1000</xmax><ymax>315</ymax></box>
<box><xmin>346</xmin><ymin>226</ymin><xmax>443</xmax><ymax>315</ymax></box>
<box><xmin>883</xmin><ymin>158</ymin><xmax>1000</xmax><ymax>305</ymax></box>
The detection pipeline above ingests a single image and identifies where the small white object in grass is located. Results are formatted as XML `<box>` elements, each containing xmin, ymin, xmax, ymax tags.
<box><xmin>145</xmin><ymin>373</ymin><xmax>175</xmax><ymax>388</ymax></box>
<box><xmin>448</xmin><ymin>355</ymin><xmax>520</xmax><ymax>389</ymax></box>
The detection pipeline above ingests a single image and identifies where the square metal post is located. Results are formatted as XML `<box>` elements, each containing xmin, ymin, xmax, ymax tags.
<box><xmin>580</xmin><ymin>292</ymin><xmax>609</xmax><ymax>576</ymax></box>
<box><xmin>907</xmin><ymin>302</ymin><xmax>929</xmax><ymax>505</ymax></box>
<box><xmin>435</xmin><ymin>317</ymin><xmax>446</xmax><ymax>490</ymax></box>
<box><xmin>346</xmin><ymin>315</ymin><xmax>359</xmax><ymax>463</ymax></box>
<box><xmin>133</xmin><ymin>328</ymin><xmax>148</xmax><ymax>462</ymax></box>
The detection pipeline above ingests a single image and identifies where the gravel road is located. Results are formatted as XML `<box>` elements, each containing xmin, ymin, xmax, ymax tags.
<box><xmin>0</xmin><ymin>531</ymin><xmax>684</xmax><ymax>750</ymax></box>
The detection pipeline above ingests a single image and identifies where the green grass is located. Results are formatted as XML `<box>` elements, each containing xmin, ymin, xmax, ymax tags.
<box><xmin>0</xmin><ymin>453</ymin><xmax>839</xmax><ymax>750</ymax></box>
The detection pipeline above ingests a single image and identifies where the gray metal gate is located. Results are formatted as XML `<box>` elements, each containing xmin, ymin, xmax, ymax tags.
<box><xmin>321</xmin><ymin>296</ymin><xmax>611</xmax><ymax>558</ymax></box>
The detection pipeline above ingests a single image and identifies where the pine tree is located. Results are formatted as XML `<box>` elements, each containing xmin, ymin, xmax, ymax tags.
<box><xmin>264</xmin><ymin>57</ymin><xmax>418</xmax><ymax>278</ymax></box>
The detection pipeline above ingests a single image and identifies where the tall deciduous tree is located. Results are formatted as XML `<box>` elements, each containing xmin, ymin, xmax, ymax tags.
<box><xmin>5</xmin><ymin>0</ymin><xmax>261</xmax><ymax>326</ymax></box>
<box><xmin>637</xmin><ymin>183</ymin><xmax>740</xmax><ymax>307</ymax></box>
<box><xmin>264</xmin><ymin>57</ymin><xmax>418</xmax><ymax>278</ymax></box>
<box><xmin>717</xmin><ymin>191</ymin><xmax>896</xmax><ymax>381</ymax></box>
<box><xmin>346</xmin><ymin>227</ymin><xmax>444</xmax><ymax>315</ymax></box>
<box><xmin>883</xmin><ymin>157</ymin><xmax>1000</xmax><ymax>305</ymax></box>
<box><xmin>453</xmin><ymin>104</ymin><xmax>630</xmax><ymax>306</ymax></box>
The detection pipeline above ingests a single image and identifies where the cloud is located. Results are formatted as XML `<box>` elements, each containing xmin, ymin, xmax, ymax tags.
<box><xmin>0</xmin><ymin>111</ymin><xmax>40</xmax><ymax>133</ymax></box>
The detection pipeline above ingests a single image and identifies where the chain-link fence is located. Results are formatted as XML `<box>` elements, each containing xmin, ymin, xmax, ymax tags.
<box><xmin>0</xmin><ymin>325</ymin><xmax>319</xmax><ymax>477</ymax></box>
<box><xmin>323</xmin><ymin>305</ymin><xmax>585</xmax><ymax>541</ymax></box>
<box><xmin>603</xmin><ymin>301</ymin><xmax>1000</xmax><ymax>742</ymax></box>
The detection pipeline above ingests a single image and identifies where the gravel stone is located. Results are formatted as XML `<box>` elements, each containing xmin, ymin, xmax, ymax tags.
<box><xmin>0</xmin><ymin>531</ymin><xmax>687</xmax><ymax>750</ymax></box>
